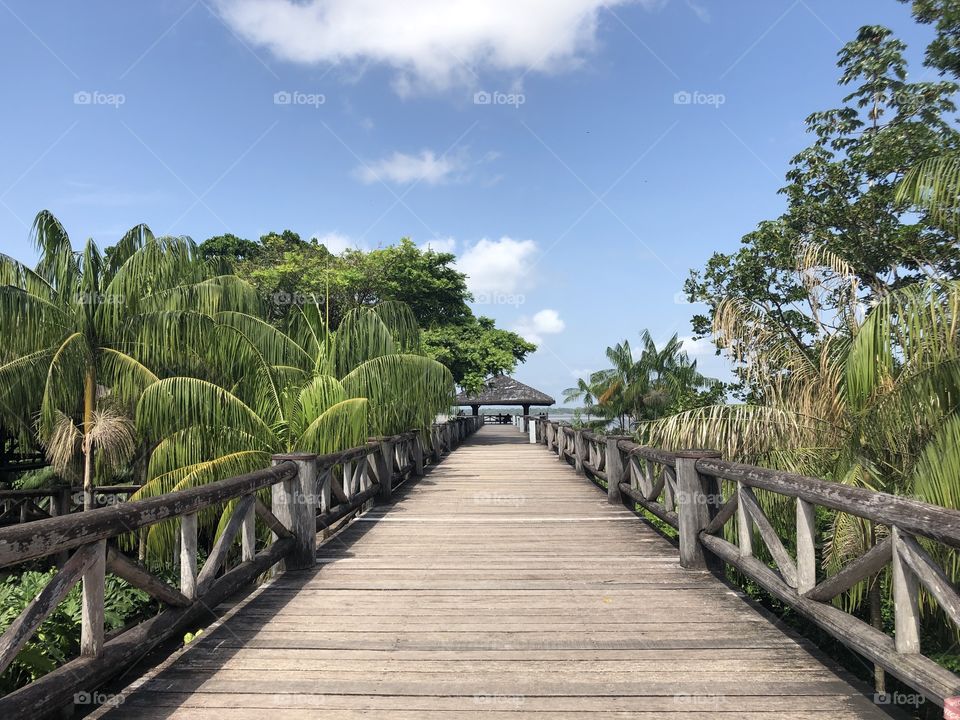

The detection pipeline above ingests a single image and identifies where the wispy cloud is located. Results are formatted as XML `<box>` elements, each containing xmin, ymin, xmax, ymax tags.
<box><xmin>214</xmin><ymin>0</ymin><xmax>665</xmax><ymax>92</ymax></box>
<box><xmin>354</xmin><ymin>150</ymin><xmax>464</xmax><ymax>185</ymax></box>
<box><xmin>514</xmin><ymin>309</ymin><xmax>566</xmax><ymax>344</ymax></box>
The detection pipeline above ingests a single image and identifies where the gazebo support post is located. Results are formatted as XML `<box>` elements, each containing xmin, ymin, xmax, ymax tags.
<box><xmin>522</xmin><ymin>404</ymin><xmax>530</xmax><ymax>432</ymax></box>
<box><xmin>471</xmin><ymin>405</ymin><xmax>480</xmax><ymax>416</ymax></box>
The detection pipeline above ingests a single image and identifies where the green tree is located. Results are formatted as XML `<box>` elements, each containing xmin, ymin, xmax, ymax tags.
<box><xmin>686</xmin><ymin>25</ymin><xmax>960</xmax><ymax>361</ymax></box>
<box><xmin>0</xmin><ymin>211</ymin><xmax>257</xmax><ymax>508</ymax></box>
<box><xmin>421</xmin><ymin>317</ymin><xmax>536</xmax><ymax>392</ymax></box>
<box><xmin>565</xmin><ymin>331</ymin><xmax>719</xmax><ymax>431</ymax></box>
<box><xmin>134</xmin><ymin>300</ymin><xmax>453</xmax><ymax>558</ymax></box>
<box><xmin>903</xmin><ymin>0</ymin><xmax>960</xmax><ymax>77</ymax></box>
<box><xmin>199</xmin><ymin>230</ymin><xmax>534</xmax><ymax>389</ymax></box>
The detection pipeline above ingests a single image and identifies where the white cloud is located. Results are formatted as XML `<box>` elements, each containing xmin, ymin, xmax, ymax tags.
<box><xmin>312</xmin><ymin>231</ymin><xmax>365</xmax><ymax>253</ymax></box>
<box><xmin>514</xmin><ymin>309</ymin><xmax>566</xmax><ymax>345</ymax></box>
<box><xmin>457</xmin><ymin>237</ymin><xmax>537</xmax><ymax>296</ymax></box>
<box><xmin>419</xmin><ymin>237</ymin><xmax>457</xmax><ymax>254</ymax></box>
<box><xmin>354</xmin><ymin>150</ymin><xmax>464</xmax><ymax>185</ymax></box>
<box><xmin>679</xmin><ymin>335</ymin><xmax>715</xmax><ymax>356</ymax></box>
<box><xmin>214</xmin><ymin>0</ymin><xmax>660</xmax><ymax>92</ymax></box>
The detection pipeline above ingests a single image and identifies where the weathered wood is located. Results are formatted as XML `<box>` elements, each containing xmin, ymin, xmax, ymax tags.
<box><xmin>254</xmin><ymin>498</ymin><xmax>293</xmax><ymax>540</ymax></box>
<box><xmin>376</xmin><ymin>440</ymin><xmax>393</xmax><ymax>502</ymax></box>
<box><xmin>0</xmin><ymin>541</ymin><xmax>99</xmax><ymax>674</ymax></box>
<box><xmin>573</xmin><ymin>430</ymin><xmax>584</xmax><ymax>473</ymax></box>
<box><xmin>0</xmin><ymin>537</ymin><xmax>295</xmax><ymax>720</ymax></box>
<box><xmin>702</xmin><ymin>491</ymin><xmax>738</xmax><ymax>536</ymax></box>
<box><xmin>891</xmin><ymin>526</ymin><xmax>921</xmax><ymax>654</ymax></box>
<box><xmin>897</xmin><ymin>531</ymin><xmax>960</xmax><ymax>628</ymax></box>
<box><xmin>605</xmin><ymin>437</ymin><xmax>625</xmax><ymax>504</ymax></box>
<box><xmin>81</xmin><ymin>538</ymin><xmax>106</xmax><ymax>658</ymax></box>
<box><xmin>796</xmin><ymin>498</ymin><xmax>816</xmax><ymax>594</ymax></box>
<box><xmin>0</xmin><ymin>463</ymin><xmax>298</xmax><ymax>568</ymax></box>
<box><xmin>197</xmin><ymin>495</ymin><xmax>256</xmax><ymax>594</ymax></box>
<box><xmin>106</xmin><ymin>546</ymin><xmax>190</xmax><ymax>608</ymax></box>
<box><xmin>180</xmin><ymin>514</ymin><xmax>198</xmax><ymax>600</ymax></box>
<box><xmin>700</xmin><ymin>532</ymin><xmax>960</xmax><ymax>704</ymax></box>
<box><xmin>272</xmin><ymin>454</ymin><xmax>318</xmax><ymax>571</ymax></box>
<box><xmin>413</xmin><ymin>435</ymin><xmax>424</xmax><ymax>476</ymax></box>
<box><xmin>697</xmin><ymin>458</ymin><xmax>960</xmax><ymax>548</ymax></box>
<box><xmin>241</xmin><ymin>499</ymin><xmax>256</xmax><ymax>562</ymax></box>
<box><xmin>739</xmin><ymin>486</ymin><xmax>798</xmax><ymax>588</ymax></box>
<box><xmin>618</xmin><ymin>482</ymin><xmax>679</xmax><ymax>528</ymax></box>
<box><xmin>803</xmin><ymin>537</ymin><xmax>892</xmax><ymax>603</ymax></box>
<box><xmin>92</xmin><ymin>426</ymin><xmax>888</xmax><ymax>720</ymax></box>
<box><xmin>675</xmin><ymin>451</ymin><xmax>721</xmax><ymax>570</ymax></box>
<box><xmin>736</xmin><ymin>480</ymin><xmax>754</xmax><ymax>557</ymax></box>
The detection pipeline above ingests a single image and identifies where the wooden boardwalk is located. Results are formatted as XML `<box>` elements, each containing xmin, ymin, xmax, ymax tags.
<box><xmin>97</xmin><ymin>425</ymin><xmax>886</xmax><ymax>719</ymax></box>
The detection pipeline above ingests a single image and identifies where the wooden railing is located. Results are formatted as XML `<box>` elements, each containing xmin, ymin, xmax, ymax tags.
<box><xmin>0</xmin><ymin>485</ymin><xmax>141</xmax><ymax>527</ymax></box>
<box><xmin>535</xmin><ymin>417</ymin><xmax>960</xmax><ymax>710</ymax></box>
<box><xmin>0</xmin><ymin>415</ymin><xmax>482</xmax><ymax>718</ymax></box>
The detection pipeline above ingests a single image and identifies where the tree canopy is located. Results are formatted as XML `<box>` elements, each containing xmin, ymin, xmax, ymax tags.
<box><xmin>199</xmin><ymin>231</ymin><xmax>532</xmax><ymax>390</ymax></box>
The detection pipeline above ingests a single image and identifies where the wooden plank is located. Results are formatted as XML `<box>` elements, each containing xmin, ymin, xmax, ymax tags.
<box><xmin>740</xmin><ymin>486</ymin><xmax>797</xmax><ymax>588</ymax></box>
<box><xmin>106</xmin><ymin>546</ymin><xmax>190</xmax><ymax>608</ymax></box>
<box><xmin>897</xmin><ymin>531</ymin><xmax>960</xmax><ymax>628</ymax></box>
<box><xmin>804</xmin><ymin>537</ymin><xmax>892</xmax><ymax>603</ymax></box>
<box><xmin>197</xmin><ymin>495</ymin><xmax>256</xmax><ymax>594</ymax></box>
<box><xmin>81</xmin><ymin>538</ymin><xmax>106</xmax><ymax>657</ymax></box>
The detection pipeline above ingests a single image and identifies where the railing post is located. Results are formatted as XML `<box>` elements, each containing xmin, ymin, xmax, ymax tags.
<box><xmin>377</xmin><ymin>439</ymin><xmax>395</xmax><ymax>502</ymax></box>
<box><xmin>891</xmin><ymin>526</ymin><xmax>921</xmax><ymax>653</ymax></box>
<box><xmin>180</xmin><ymin>514</ymin><xmax>198</xmax><ymax>599</ymax></box>
<box><xmin>241</xmin><ymin>499</ymin><xmax>256</xmax><ymax>562</ymax></box>
<box><xmin>796</xmin><ymin>498</ymin><xmax>816</xmax><ymax>594</ymax></box>
<box><xmin>529</xmin><ymin>418</ymin><xmax>537</xmax><ymax>444</ymax></box>
<box><xmin>675</xmin><ymin>450</ymin><xmax>722</xmax><ymax>570</ymax></box>
<box><xmin>80</xmin><ymin>539</ymin><xmax>106</xmax><ymax>657</ymax></box>
<box><xmin>606</xmin><ymin>437</ymin><xmax>625</xmax><ymax>504</ymax></box>
<box><xmin>573</xmin><ymin>430</ymin><xmax>585</xmax><ymax>473</ymax></box>
<box><xmin>413</xmin><ymin>434</ymin><xmax>425</xmax><ymax>475</ymax></box>
<box><xmin>271</xmin><ymin>454</ymin><xmax>319</xmax><ymax>571</ymax></box>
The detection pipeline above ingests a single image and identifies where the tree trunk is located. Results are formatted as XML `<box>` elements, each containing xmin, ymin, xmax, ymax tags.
<box><xmin>82</xmin><ymin>367</ymin><xmax>96</xmax><ymax>512</ymax></box>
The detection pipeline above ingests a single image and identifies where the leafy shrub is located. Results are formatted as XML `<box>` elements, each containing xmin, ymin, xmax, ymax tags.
<box><xmin>0</xmin><ymin>567</ymin><xmax>154</xmax><ymax>694</ymax></box>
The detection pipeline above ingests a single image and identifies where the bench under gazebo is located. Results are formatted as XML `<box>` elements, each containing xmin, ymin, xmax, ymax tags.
<box><xmin>455</xmin><ymin>374</ymin><xmax>555</xmax><ymax>431</ymax></box>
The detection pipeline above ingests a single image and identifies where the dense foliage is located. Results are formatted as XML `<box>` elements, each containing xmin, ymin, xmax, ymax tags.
<box><xmin>663</xmin><ymin>8</ymin><xmax>960</xmax><ymax>692</ymax></box>
<box><xmin>563</xmin><ymin>331</ymin><xmax>722</xmax><ymax>431</ymax></box>
<box><xmin>199</xmin><ymin>231</ymin><xmax>532</xmax><ymax>390</ymax></box>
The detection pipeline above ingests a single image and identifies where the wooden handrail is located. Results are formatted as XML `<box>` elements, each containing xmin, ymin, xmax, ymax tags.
<box><xmin>533</xmin><ymin>415</ymin><xmax>960</xmax><ymax>707</ymax></box>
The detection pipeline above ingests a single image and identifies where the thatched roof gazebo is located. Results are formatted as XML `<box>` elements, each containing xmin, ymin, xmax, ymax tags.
<box><xmin>455</xmin><ymin>375</ymin><xmax>555</xmax><ymax>430</ymax></box>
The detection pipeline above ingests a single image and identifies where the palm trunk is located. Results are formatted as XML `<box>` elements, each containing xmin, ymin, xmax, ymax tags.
<box><xmin>82</xmin><ymin>367</ymin><xmax>95</xmax><ymax>511</ymax></box>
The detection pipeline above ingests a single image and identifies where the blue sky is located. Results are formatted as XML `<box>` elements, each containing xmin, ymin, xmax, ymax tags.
<box><xmin>0</xmin><ymin>0</ymin><xmax>939</xmax><ymax>402</ymax></box>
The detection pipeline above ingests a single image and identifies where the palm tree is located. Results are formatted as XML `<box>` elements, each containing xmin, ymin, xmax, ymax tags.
<box><xmin>134</xmin><ymin>298</ymin><xmax>453</xmax><ymax>558</ymax></box>
<box><xmin>641</xmin><ymin>245</ymin><xmax>960</xmax><ymax>689</ymax></box>
<box><xmin>0</xmin><ymin>211</ymin><xmax>258</xmax><ymax>509</ymax></box>
<box><xmin>569</xmin><ymin>331</ymin><xmax>717</xmax><ymax>431</ymax></box>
